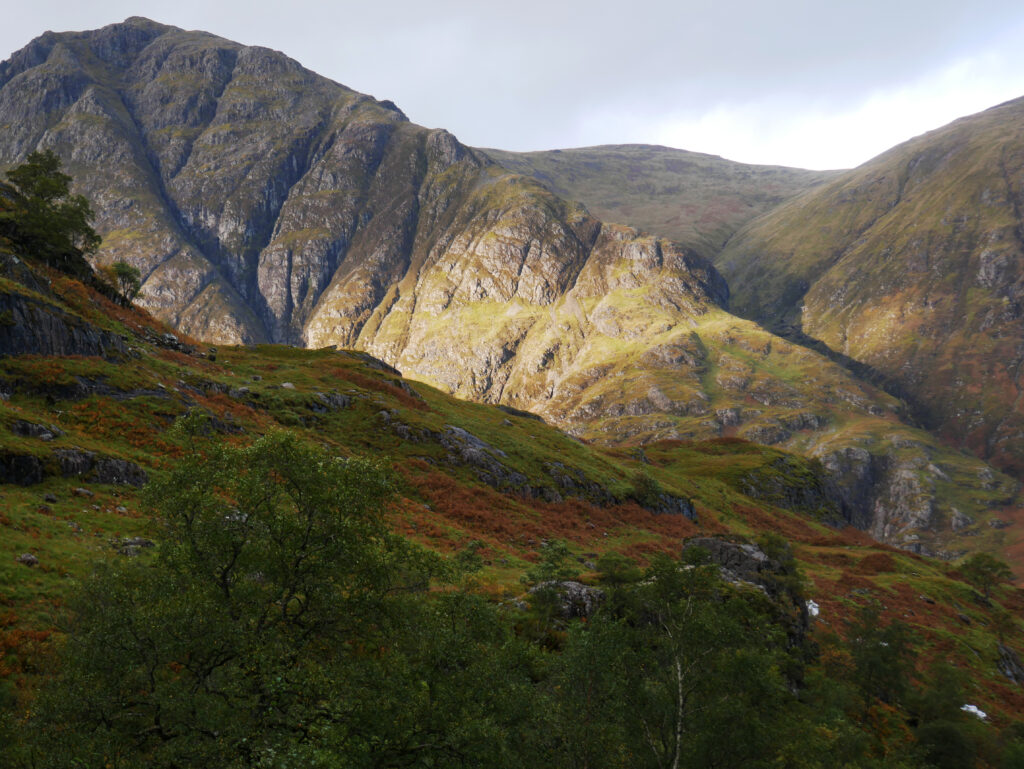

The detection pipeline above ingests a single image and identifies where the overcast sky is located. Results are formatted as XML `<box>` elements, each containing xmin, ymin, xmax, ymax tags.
<box><xmin>4</xmin><ymin>1</ymin><xmax>1024</xmax><ymax>169</ymax></box>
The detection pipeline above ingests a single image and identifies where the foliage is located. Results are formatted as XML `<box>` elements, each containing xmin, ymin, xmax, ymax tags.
<box><xmin>845</xmin><ymin>601</ymin><xmax>916</xmax><ymax>707</ymax></box>
<box><xmin>108</xmin><ymin>261</ymin><xmax>142</xmax><ymax>305</ymax></box>
<box><xmin>629</xmin><ymin>468</ymin><xmax>664</xmax><ymax>508</ymax></box>
<box><xmin>24</xmin><ymin>414</ymin><xmax>446</xmax><ymax>768</ymax></box>
<box><xmin>0</xmin><ymin>150</ymin><xmax>100</xmax><ymax>279</ymax></box>
<box><xmin>960</xmin><ymin>551</ymin><xmax>1014</xmax><ymax>600</ymax></box>
<box><xmin>548</xmin><ymin>555</ymin><xmax>796</xmax><ymax>769</ymax></box>
<box><xmin>595</xmin><ymin>551</ymin><xmax>643</xmax><ymax>585</ymax></box>
<box><xmin>523</xmin><ymin>539</ymin><xmax>581</xmax><ymax>585</ymax></box>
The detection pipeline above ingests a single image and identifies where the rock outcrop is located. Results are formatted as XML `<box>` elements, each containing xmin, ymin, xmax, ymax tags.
<box><xmin>0</xmin><ymin>18</ymin><xmax>1016</xmax><ymax>550</ymax></box>
<box><xmin>528</xmin><ymin>581</ymin><xmax>606</xmax><ymax>620</ymax></box>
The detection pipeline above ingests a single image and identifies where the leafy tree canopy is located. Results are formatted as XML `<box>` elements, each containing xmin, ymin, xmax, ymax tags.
<box><xmin>960</xmin><ymin>551</ymin><xmax>1015</xmax><ymax>600</ymax></box>
<box><xmin>110</xmin><ymin>261</ymin><xmax>142</xmax><ymax>305</ymax></box>
<box><xmin>0</xmin><ymin>149</ymin><xmax>100</xmax><ymax>279</ymax></box>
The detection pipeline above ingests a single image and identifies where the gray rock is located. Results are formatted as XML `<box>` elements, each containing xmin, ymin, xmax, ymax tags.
<box><xmin>684</xmin><ymin>537</ymin><xmax>773</xmax><ymax>589</ymax></box>
<box><xmin>998</xmin><ymin>644</ymin><xmax>1024</xmax><ymax>685</ymax></box>
<box><xmin>116</xmin><ymin>536</ymin><xmax>156</xmax><ymax>556</ymax></box>
<box><xmin>0</xmin><ymin>291</ymin><xmax>128</xmax><ymax>359</ymax></box>
<box><xmin>529</xmin><ymin>581</ymin><xmax>605</xmax><ymax>619</ymax></box>
<box><xmin>950</xmin><ymin>508</ymin><xmax>975</xmax><ymax>531</ymax></box>
<box><xmin>10</xmin><ymin>420</ymin><xmax>64</xmax><ymax>441</ymax></box>
<box><xmin>311</xmin><ymin>391</ymin><xmax>351</xmax><ymax>412</ymax></box>
<box><xmin>54</xmin><ymin>449</ymin><xmax>148</xmax><ymax>487</ymax></box>
<box><xmin>16</xmin><ymin>553</ymin><xmax>38</xmax><ymax>567</ymax></box>
<box><xmin>0</xmin><ymin>453</ymin><xmax>45</xmax><ymax>485</ymax></box>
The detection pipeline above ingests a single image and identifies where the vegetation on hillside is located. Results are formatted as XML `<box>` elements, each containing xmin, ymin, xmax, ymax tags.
<box><xmin>0</xmin><ymin>150</ymin><xmax>100</xmax><ymax>282</ymax></box>
<box><xmin>4</xmin><ymin>412</ymin><xmax>1024</xmax><ymax>768</ymax></box>
<box><xmin>1</xmin><ymin>250</ymin><xmax>1024</xmax><ymax>767</ymax></box>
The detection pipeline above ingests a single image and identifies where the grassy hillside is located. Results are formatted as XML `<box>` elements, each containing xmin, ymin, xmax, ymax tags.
<box><xmin>3</xmin><ymin>252</ymin><xmax>1024</xmax><ymax>752</ymax></box>
<box><xmin>483</xmin><ymin>144</ymin><xmax>836</xmax><ymax>259</ymax></box>
<box><xmin>715</xmin><ymin>96</ymin><xmax>1024</xmax><ymax>477</ymax></box>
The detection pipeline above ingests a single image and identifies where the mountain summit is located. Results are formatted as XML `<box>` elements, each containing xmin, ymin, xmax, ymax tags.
<box><xmin>0</xmin><ymin>18</ymin><xmax>1018</xmax><ymax>554</ymax></box>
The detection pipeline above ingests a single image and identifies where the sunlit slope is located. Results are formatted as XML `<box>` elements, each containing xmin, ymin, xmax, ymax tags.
<box><xmin>716</xmin><ymin>96</ymin><xmax>1024</xmax><ymax>475</ymax></box>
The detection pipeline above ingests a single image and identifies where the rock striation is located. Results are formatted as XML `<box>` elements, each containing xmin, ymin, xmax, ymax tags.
<box><xmin>0</xmin><ymin>18</ymin><xmax>1018</xmax><ymax>551</ymax></box>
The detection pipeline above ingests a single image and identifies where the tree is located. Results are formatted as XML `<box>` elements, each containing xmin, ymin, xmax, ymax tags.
<box><xmin>110</xmin><ymin>261</ymin><xmax>142</xmax><ymax>305</ymax></box>
<box><xmin>595</xmin><ymin>551</ymin><xmax>643</xmax><ymax>585</ymax></box>
<box><xmin>845</xmin><ymin>600</ymin><xmax>916</xmax><ymax>708</ymax></box>
<box><xmin>960</xmin><ymin>552</ymin><xmax>1014</xmax><ymax>601</ymax></box>
<box><xmin>0</xmin><ymin>149</ymin><xmax>100</xmax><ymax>279</ymax></box>
<box><xmin>26</xmin><ymin>414</ymin><xmax>444</xmax><ymax>768</ymax></box>
<box><xmin>586</xmin><ymin>555</ymin><xmax>793</xmax><ymax>769</ymax></box>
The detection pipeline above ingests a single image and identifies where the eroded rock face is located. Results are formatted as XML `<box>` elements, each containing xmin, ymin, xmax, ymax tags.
<box><xmin>1</xmin><ymin>18</ymin><xmax>1016</xmax><ymax>550</ymax></box>
<box><xmin>529</xmin><ymin>581</ymin><xmax>605</xmax><ymax>619</ymax></box>
<box><xmin>0</xmin><ymin>281</ymin><xmax>127</xmax><ymax>359</ymax></box>
<box><xmin>999</xmin><ymin>644</ymin><xmax>1024</xmax><ymax>685</ymax></box>
<box><xmin>682</xmin><ymin>536</ymin><xmax>808</xmax><ymax>646</ymax></box>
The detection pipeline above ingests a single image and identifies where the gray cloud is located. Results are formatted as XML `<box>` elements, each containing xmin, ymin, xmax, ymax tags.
<box><xmin>4</xmin><ymin>0</ymin><xmax>1024</xmax><ymax>164</ymax></box>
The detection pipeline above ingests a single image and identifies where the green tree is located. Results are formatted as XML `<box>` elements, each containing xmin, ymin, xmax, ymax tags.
<box><xmin>846</xmin><ymin>601</ymin><xmax>916</xmax><ymax>708</ymax></box>
<box><xmin>0</xmin><ymin>150</ymin><xmax>100</xmax><ymax>279</ymax></box>
<box><xmin>524</xmin><ymin>539</ymin><xmax>580</xmax><ymax>585</ymax></box>
<box><xmin>26</xmin><ymin>414</ymin><xmax>443</xmax><ymax>768</ymax></box>
<box><xmin>110</xmin><ymin>260</ymin><xmax>142</xmax><ymax>305</ymax></box>
<box><xmin>629</xmin><ymin>469</ymin><xmax>664</xmax><ymax>508</ymax></box>
<box><xmin>569</xmin><ymin>555</ymin><xmax>796</xmax><ymax>769</ymax></box>
<box><xmin>595</xmin><ymin>551</ymin><xmax>643</xmax><ymax>585</ymax></box>
<box><xmin>960</xmin><ymin>551</ymin><xmax>1014</xmax><ymax>601</ymax></box>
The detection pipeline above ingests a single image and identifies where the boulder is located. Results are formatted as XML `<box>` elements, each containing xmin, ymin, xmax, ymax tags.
<box><xmin>529</xmin><ymin>581</ymin><xmax>605</xmax><ymax>619</ymax></box>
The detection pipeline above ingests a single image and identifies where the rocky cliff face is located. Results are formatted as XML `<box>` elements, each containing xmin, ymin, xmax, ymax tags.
<box><xmin>0</xmin><ymin>18</ymin><xmax>1017</xmax><ymax>553</ymax></box>
<box><xmin>716</xmin><ymin>97</ymin><xmax>1024</xmax><ymax>477</ymax></box>
<box><xmin>0</xmin><ymin>251</ymin><xmax>127</xmax><ymax>358</ymax></box>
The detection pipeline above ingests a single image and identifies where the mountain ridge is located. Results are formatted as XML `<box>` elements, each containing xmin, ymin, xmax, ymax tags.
<box><xmin>0</xmin><ymin>17</ymin><xmax>1019</xmax><ymax>557</ymax></box>
<box><xmin>715</xmin><ymin>93</ymin><xmax>1024</xmax><ymax>477</ymax></box>
<box><xmin>483</xmin><ymin>143</ymin><xmax>837</xmax><ymax>261</ymax></box>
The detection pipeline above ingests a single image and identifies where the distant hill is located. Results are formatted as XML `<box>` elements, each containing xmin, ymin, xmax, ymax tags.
<box><xmin>483</xmin><ymin>144</ymin><xmax>836</xmax><ymax>260</ymax></box>
<box><xmin>716</xmin><ymin>96</ymin><xmax>1024</xmax><ymax>476</ymax></box>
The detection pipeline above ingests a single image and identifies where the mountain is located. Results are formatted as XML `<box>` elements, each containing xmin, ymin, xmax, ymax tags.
<box><xmin>3</xmin><ymin>246</ymin><xmax>1024</xmax><ymax>739</ymax></box>
<box><xmin>483</xmin><ymin>144</ymin><xmax>836</xmax><ymax>260</ymax></box>
<box><xmin>715</xmin><ymin>97</ymin><xmax>1024</xmax><ymax>477</ymax></box>
<box><xmin>4</xmin><ymin>21</ymin><xmax>1024</xmax><ymax>763</ymax></box>
<box><xmin>0</xmin><ymin>18</ymin><xmax>1018</xmax><ymax>556</ymax></box>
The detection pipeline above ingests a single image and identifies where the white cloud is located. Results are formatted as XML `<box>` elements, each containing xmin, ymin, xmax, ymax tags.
<box><xmin>628</xmin><ymin>48</ymin><xmax>1024</xmax><ymax>169</ymax></box>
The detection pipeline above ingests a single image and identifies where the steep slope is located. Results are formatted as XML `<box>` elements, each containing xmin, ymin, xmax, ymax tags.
<box><xmin>716</xmin><ymin>96</ymin><xmax>1024</xmax><ymax>475</ymax></box>
<box><xmin>0</xmin><ymin>18</ymin><xmax>1017</xmax><ymax>553</ymax></box>
<box><xmin>3</xmin><ymin>254</ymin><xmax>1024</xmax><ymax>742</ymax></box>
<box><xmin>484</xmin><ymin>144</ymin><xmax>836</xmax><ymax>260</ymax></box>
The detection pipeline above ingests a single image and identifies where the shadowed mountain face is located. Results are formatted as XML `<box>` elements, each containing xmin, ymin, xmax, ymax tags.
<box><xmin>0</xmin><ymin>18</ymin><xmax>1019</xmax><ymax>553</ymax></box>
<box><xmin>715</xmin><ymin>97</ymin><xmax>1024</xmax><ymax>476</ymax></box>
